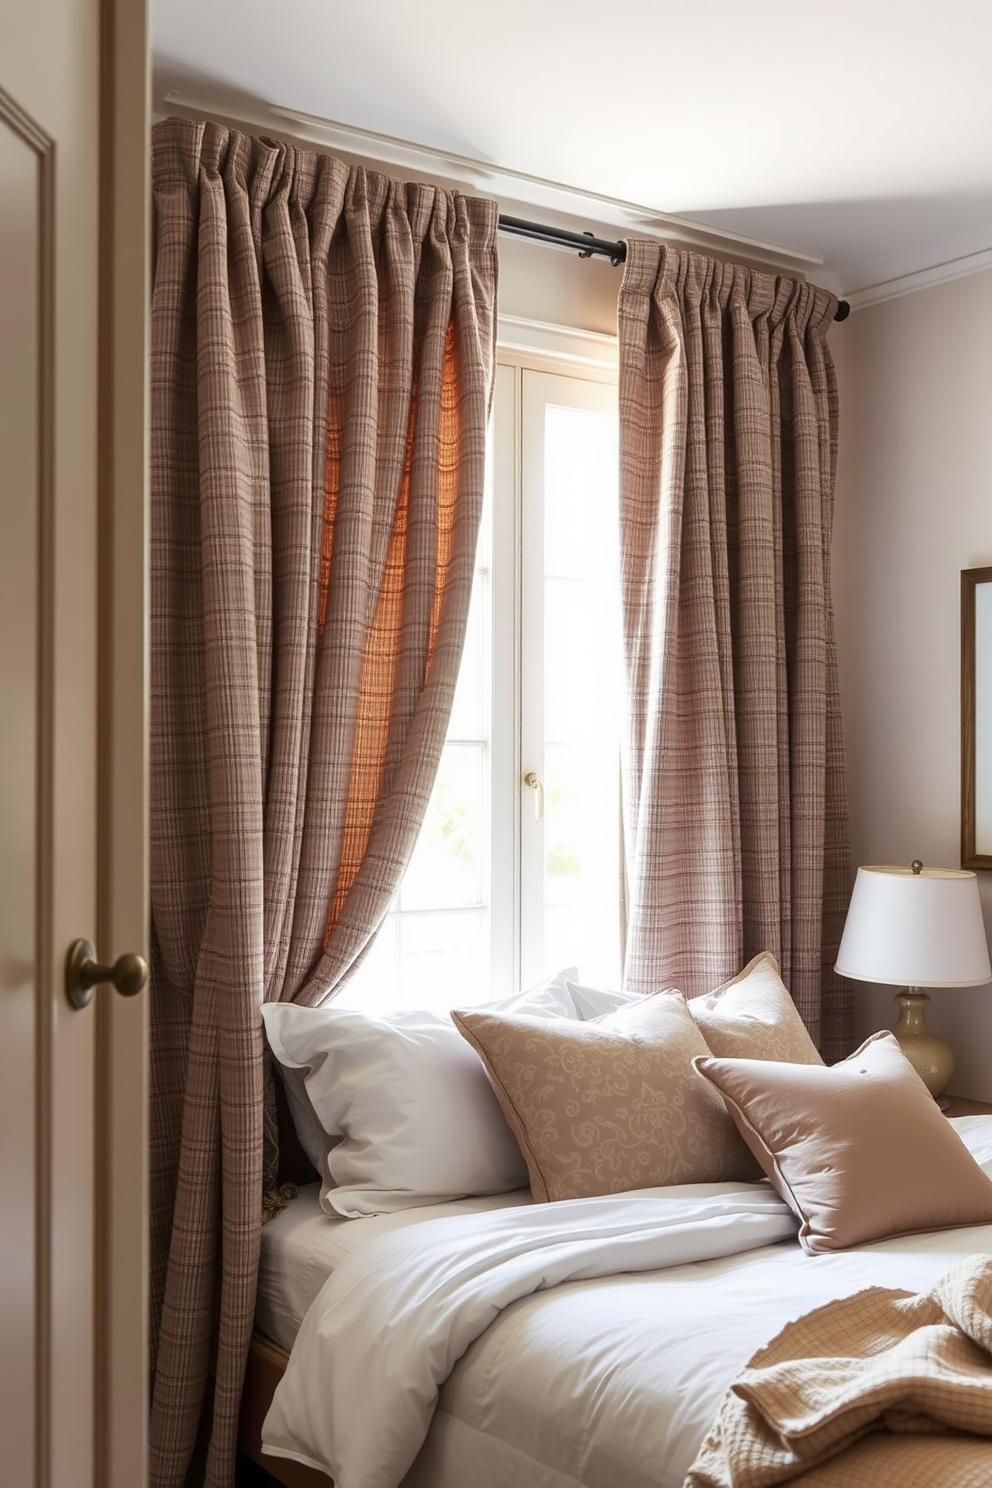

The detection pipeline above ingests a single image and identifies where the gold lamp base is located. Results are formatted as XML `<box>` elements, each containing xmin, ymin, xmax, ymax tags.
<box><xmin>892</xmin><ymin>988</ymin><xmax>954</xmax><ymax>1104</ymax></box>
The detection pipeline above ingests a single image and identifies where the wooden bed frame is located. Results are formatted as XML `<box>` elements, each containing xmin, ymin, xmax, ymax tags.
<box><xmin>238</xmin><ymin>1334</ymin><xmax>333</xmax><ymax>1487</ymax></box>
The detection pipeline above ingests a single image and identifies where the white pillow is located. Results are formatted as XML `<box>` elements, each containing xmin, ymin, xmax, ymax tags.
<box><xmin>261</xmin><ymin>968</ymin><xmax>579</xmax><ymax>1216</ymax></box>
<box><xmin>273</xmin><ymin>1050</ymin><xmax>332</xmax><ymax>1171</ymax></box>
<box><xmin>262</xmin><ymin>1003</ymin><xmax>530</xmax><ymax>1216</ymax></box>
<box><xmin>487</xmin><ymin>967</ymin><xmax>579</xmax><ymax>1019</ymax></box>
<box><xmin>565</xmin><ymin>977</ymin><xmax>641</xmax><ymax>1020</ymax></box>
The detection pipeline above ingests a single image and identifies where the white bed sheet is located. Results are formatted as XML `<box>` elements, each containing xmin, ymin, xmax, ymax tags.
<box><xmin>256</xmin><ymin>1183</ymin><xmax>533</xmax><ymax>1352</ymax></box>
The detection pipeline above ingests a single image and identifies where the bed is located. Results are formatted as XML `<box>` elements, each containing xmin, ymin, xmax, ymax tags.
<box><xmin>238</xmin><ymin>1188</ymin><xmax>534</xmax><ymax>1485</ymax></box>
<box><xmin>243</xmin><ymin>961</ymin><xmax>992</xmax><ymax>1488</ymax></box>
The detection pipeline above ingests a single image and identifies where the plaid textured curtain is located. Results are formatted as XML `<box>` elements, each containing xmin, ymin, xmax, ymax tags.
<box><xmin>617</xmin><ymin>240</ymin><xmax>852</xmax><ymax>1061</ymax></box>
<box><xmin>148</xmin><ymin>118</ymin><xmax>497</xmax><ymax>1488</ymax></box>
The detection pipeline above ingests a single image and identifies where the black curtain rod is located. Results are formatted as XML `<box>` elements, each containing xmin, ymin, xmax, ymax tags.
<box><xmin>497</xmin><ymin>214</ymin><xmax>851</xmax><ymax>323</ymax></box>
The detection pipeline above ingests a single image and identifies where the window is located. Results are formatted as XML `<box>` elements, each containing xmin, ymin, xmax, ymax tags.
<box><xmin>336</xmin><ymin>340</ymin><xmax>621</xmax><ymax>1013</ymax></box>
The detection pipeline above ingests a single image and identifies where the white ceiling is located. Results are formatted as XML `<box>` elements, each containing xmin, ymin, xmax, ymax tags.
<box><xmin>152</xmin><ymin>0</ymin><xmax>992</xmax><ymax>303</ymax></box>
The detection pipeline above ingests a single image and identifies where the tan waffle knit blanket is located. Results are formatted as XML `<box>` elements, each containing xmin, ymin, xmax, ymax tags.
<box><xmin>684</xmin><ymin>1254</ymin><xmax>992</xmax><ymax>1488</ymax></box>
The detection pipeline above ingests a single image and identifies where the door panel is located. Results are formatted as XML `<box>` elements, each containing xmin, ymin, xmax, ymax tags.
<box><xmin>95</xmin><ymin>4</ymin><xmax>150</xmax><ymax>1481</ymax></box>
<box><xmin>0</xmin><ymin>0</ymin><xmax>100</xmax><ymax>1464</ymax></box>
<box><xmin>0</xmin><ymin>90</ymin><xmax>45</xmax><ymax>1488</ymax></box>
<box><xmin>0</xmin><ymin>0</ymin><xmax>148</xmax><ymax>1483</ymax></box>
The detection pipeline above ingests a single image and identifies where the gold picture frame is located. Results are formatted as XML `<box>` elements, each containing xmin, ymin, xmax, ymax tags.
<box><xmin>962</xmin><ymin>566</ymin><xmax>992</xmax><ymax>869</ymax></box>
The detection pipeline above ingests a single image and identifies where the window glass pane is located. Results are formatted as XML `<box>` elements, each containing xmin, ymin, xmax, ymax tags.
<box><xmin>447</xmin><ymin>572</ymin><xmax>486</xmax><ymax>741</ymax></box>
<box><xmin>335</xmin><ymin>908</ymin><xmax>492</xmax><ymax>1016</ymax></box>
<box><xmin>399</xmin><ymin>743</ymin><xmax>485</xmax><ymax>912</ymax></box>
<box><xmin>334</xmin><ymin>915</ymin><xmax>399</xmax><ymax>1012</ymax></box>
<box><xmin>544</xmin><ymin>576</ymin><xmax>612</xmax><ymax>741</ymax></box>
<box><xmin>543</xmin><ymin>740</ymin><xmax>621</xmax><ymax>985</ymax></box>
<box><xmin>396</xmin><ymin>909</ymin><xmax>490</xmax><ymax>1009</ymax></box>
<box><xmin>542</xmin><ymin>400</ymin><xmax>622</xmax><ymax>988</ymax></box>
<box><xmin>544</xmin><ymin>405</ymin><xmax>617</xmax><ymax>577</ymax></box>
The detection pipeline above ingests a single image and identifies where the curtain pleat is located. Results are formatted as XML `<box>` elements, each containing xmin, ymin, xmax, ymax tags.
<box><xmin>148</xmin><ymin>117</ymin><xmax>497</xmax><ymax>1487</ymax></box>
<box><xmin>617</xmin><ymin>241</ymin><xmax>852</xmax><ymax>1059</ymax></box>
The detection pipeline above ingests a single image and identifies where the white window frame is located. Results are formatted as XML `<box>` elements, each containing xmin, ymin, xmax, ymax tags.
<box><xmin>491</xmin><ymin>316</ymin><xmax>620</xmax><ymax>996</ymax></box>
<box><xmin>337</xmin><ymin>316</ymin><xmax>621</xmax><ymax>1010</ymax></box>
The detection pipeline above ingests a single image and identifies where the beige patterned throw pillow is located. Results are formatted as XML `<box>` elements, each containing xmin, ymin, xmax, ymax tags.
<box><xmin>452</xmin><ymin>992</ymin><xmax>760</xmax><ymax>1202</ymax></box>
<box><xmin>689</xmin><ymin>952</ymin><xmax>823</xmax><ymax>1065</ymax></box>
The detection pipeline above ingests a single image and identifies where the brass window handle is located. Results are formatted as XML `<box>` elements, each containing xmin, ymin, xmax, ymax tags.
<box><xmin>523</xmin><ymin>771</ymin><xmax>544</xmax><ymax>823</ymax></box>
<box><xmin>65</xmin><ymin>938</ymin><xmax>149</xmax><ymax>1010</ymax></box>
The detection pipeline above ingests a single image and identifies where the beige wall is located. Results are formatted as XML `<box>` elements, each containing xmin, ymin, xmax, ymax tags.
<box><xmin>498</xmin><ymin>234</ymin><xmax>620</xmax><ymax>334</ymax></box>
<box><xmin>832</xmin><ymin>270</ymin><xmax>992</xmax><ymax>1097</ymax></box>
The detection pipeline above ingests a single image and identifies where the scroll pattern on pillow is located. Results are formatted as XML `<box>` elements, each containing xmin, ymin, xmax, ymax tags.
<box><xmin>452</xmin><ymin>992</ymin><xmax>761</xmax><ymax>1202</ymax></box>
<box><xmin>689</xmin><ymin>952</ymin><xmax>823</xmax><ymax>1065</ymax></box>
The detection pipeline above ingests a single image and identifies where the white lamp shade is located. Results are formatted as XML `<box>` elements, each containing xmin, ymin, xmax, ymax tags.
<box><xmin>835</xmin><ymin>864</ymin><xmax>992</xmax><ymax>987</ymax></box>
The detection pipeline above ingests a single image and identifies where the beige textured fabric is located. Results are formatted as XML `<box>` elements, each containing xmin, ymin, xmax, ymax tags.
<box><xmin>617</xmin><ymin>241</ymin><xmax>852</xmax><ymax>1061</ymax></box>
<box><xmin>149</xmin><ymin>118</ymin><xmax>497</xmax><ymax>1488</ymax></box>
<box><xmin>452</xmin><ymin>991</ymin><xmax>759</xmax><ymax>1202</ymax></box>
<box><xmin>694</xmin><ymin>1032</ymin><xmax>992</xmax><ymax>1253</ymax></box>
<box><xmin>780</xmin><ymin>1438</ymin><xmax>992</xmax><ymax>1488</ymax></box>
<box><xmin>690</xmin><ymin>952</ymin><xmax>824</xmax><ymax>1064</ymax></box>
<box><xmin>685</xmin><ymin>1254</ymin><xmax>992</xmax><ymax>1488</ymax></box>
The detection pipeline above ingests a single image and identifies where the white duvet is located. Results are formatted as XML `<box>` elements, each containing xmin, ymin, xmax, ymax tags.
<box><xmin>261</xmin><ymin>1118</ymin><xmax>992</xmax><ymax>1488</ymax></box>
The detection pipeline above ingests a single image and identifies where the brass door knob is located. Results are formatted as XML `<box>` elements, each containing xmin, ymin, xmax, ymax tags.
<box><xmin>65</xmin><ymin>938</ymin><xmax>149</xmax><ymax>1010</ymax></box>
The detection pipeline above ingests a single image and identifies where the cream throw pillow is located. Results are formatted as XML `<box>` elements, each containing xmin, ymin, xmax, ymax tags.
<box><xmin>693</xmin><ymin>1031</ymin><xmax>992</xmax><ymax>1253</ymax></box>
<box><xmin>452</xmin><ymin>992</ymin><xmax>760</xmax><ymax>1202</ymax></box>
<box><xmin>689</xmin><ymin>952</ymin><xmax>823</xmax><ymax>1065</ymax></box>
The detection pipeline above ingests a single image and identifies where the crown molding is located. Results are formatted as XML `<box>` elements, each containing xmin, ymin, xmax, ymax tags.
<box><xmin>157</xmin><ymin>82</ymin><xmax>825</xmax><ymax>277</ymax></box>
<box><xmin>843</xmin><ymin>223</ymin><xmax>992</xmax><ymax>311</ymax></box>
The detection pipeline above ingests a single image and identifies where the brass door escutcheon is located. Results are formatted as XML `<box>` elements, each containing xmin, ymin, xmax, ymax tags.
<box><xmin>65</xmin><ymin>938</ymin><xmax>148</xmax><ymax>1010</ymax></box>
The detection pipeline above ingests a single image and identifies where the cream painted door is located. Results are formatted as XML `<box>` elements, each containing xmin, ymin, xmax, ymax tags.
<box><xmin>0</xmin><ymin>0</ymin><xmax>148</xmax><ymax>1485</ymax></box>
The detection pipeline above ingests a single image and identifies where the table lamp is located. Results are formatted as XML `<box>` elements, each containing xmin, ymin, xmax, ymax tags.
<box><xmin>834</xmin><ymin>860</ymin><xmax>991</xmax><ymax>1103</ymax></box>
